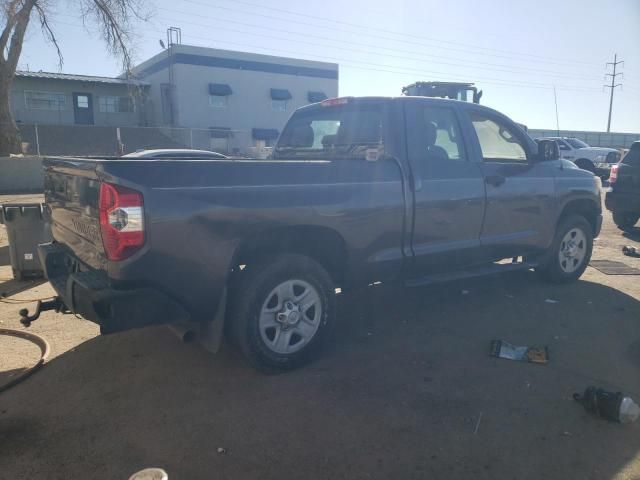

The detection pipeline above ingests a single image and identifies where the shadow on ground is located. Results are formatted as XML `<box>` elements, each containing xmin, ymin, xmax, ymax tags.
<box><xmin>1</xmin><ymin>271</ymin><xmax>639</xmax><ymax>480</ymax></box>
<box><xmin>0</xmin><ymin>276</ymin><xmax>47</xmax><ymax>298</ymax></box>
<box><xmin>0</xmin><ymin>245</ymin><xmax>9</xmax><ymax>266</ymax></box>
<box><xmin>622</xmin><ymin>227</ymin><xmax>640</xmax><ymax>243</ymax></box>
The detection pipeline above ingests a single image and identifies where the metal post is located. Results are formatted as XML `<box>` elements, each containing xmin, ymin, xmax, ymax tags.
<box><xmin>34</xmin><ymin>124</ymin><xmax>41</xmax><ymax>156</ymax></box>
<box><xmin>605</xmin><ymin>53</ymin><xmax>624</xmax><ymax>133</ymax></box>
<box><xmin>553</xmin><ymin>86</ymin><xmax>560</xmax><ymax>136</ymax></box>
<box><xmin>116</xmin><ymin>127</ymin><xmax>123</xmax><ymax>155</ymax></box>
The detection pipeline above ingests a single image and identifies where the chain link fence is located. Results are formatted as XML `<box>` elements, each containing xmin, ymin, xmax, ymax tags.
<box><xmin>15</xmin><ymin>123</ymin><xmax>266</xmax><ymax>157</ymax></box>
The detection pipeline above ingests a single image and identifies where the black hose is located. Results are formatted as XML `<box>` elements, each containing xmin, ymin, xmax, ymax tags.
<box><xmin>0</xmin><ymin>328</ymin><xmax>51</xmax><ymax>393</ymax></box>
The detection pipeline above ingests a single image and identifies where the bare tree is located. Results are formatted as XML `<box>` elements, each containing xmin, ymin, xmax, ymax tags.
<box><xmin>0</xmin><ymin>0</ymin><xmax>148</xmax><ymax>155</ymax></box>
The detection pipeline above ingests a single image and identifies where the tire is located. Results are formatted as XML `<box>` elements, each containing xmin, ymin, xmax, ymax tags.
<box><xmin>613</xmin><ymin>211</ymin><xmax>639</xmax><ymax>232</ymax></box>
<box><xmin>229</xmin><ymin>254</ymin><xmax>335</xmax><ymax>373</ymax></box>
<box><xmin>536</xmin><ymin>215</ymin><xmax>593</xmax><ymax>283</ymax></box>
<box><xmin>575</xmin><ymin>159</ymin><xmax>595</xmax><ymax>173</ymax></box>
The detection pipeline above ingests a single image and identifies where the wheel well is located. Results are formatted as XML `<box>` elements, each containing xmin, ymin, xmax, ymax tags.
<box><xmin>231</xmin><ymin>226</ymin><xmax>348</xmax><ymax>285</ymax></box>
<box><xmin>558</xmin><ymin>199</ymin><xmax>599</xmax><ymax>235</ymax></box>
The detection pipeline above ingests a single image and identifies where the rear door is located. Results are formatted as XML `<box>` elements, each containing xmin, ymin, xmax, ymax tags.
<box><xmin>464</xmin><ymin>108</ymin><xmax>556</xmax><ymax>260</ymax></box>
<box><xmin>404</xmin><ymin>100</ymin><xmax>486</xmax><ymax>273</ymax></box>
<box><xmin>556</xmin><ymin>139</ymin><xmax>574</xmax><ymax>160</ymax></box>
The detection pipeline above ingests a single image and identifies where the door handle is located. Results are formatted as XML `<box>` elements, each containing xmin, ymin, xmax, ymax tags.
<box><xmin>485</xmin><ymin>174</ymin><xmax>506</xmax><ymax>187</ymax></box>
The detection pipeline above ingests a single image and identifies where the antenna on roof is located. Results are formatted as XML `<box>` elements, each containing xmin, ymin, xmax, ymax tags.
<box><xmin>159</xmin><ymin>39</ymin><xmax>166</xmax><ymax>49</ymax></box>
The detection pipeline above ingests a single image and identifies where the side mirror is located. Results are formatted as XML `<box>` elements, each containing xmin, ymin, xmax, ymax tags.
<box><xmin>537</xmin><ymin>139</ymin><xmax>560</xmax><ymax>162</ymax></box>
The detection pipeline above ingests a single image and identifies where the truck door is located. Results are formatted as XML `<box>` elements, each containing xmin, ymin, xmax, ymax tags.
<box><xmin>404</xmin><ymin>101</ymin><xmax>486</xmax><ymax>273</ymax></box>
<box><xmin>465</xmin><ymin>110</ymin><xmax>556</xmax><ymax>260</ymax></box>
<box><xmin>556</xmin><ymin>139</ymin><xmax>573</xmax><ymax>160</ymax></box>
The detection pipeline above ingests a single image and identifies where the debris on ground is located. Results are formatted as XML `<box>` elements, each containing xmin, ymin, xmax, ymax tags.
<box><xmin>461</xmin><ymin>290</ymin><xmax>470</xmax><ymax>295</ymax></box>
<box><xmin>217</xmin><ymin>447</ymin><xmax>227</xmax><ymax>454</ymax></box>
<box><xmin>574</xmin><ymin>386</ymin><xmax>640</xmax><ymax>424</ymax></box>
<box><xmin>544</xmin><ymin>298</ymin><xmax>559</xmax><ymax>304</ymax></box>
<box><xmin>623</xmin><ymin>245</ymin><xmax>640</xmax><ymax>258</ymax></box>
<box><xmin>128</xmin><ymin>468</ymin><xmax>168</xmax><ymax>480</ymax></box>
<box><xmin>489</xmin><ymin>340</ymin><xmax>549</xmax><ymax>364</ymax></box>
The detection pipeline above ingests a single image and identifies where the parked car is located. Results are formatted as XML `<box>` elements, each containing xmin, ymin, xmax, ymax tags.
<box><xmin>121</xmin><ymin>149</ymin><xmax>228</xmax><ymax>159</ymax></box>
<box><xmin>606</xmin><ymin>141</ymin><xmax>640</xmax><ymax>231</ymax></box>
<box><xmin>38</xmin><ymin>97</ymin><xmax>602</xmax><ymax>372</ymax></box>
<box><xmin>536</xmin><ymin>136</ymin><xmax>620</xmax><ymax>178</ymax></box>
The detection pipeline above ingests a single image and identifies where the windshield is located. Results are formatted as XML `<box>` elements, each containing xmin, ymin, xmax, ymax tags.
<box><xmin>566</xmin><ymin>138</ymin><xmax>590</xmax><ymax>148</ymax></box>
<box><xmin>274</xmin><ymin>103</ymin><xmax>383</xmax><ymax>159</ymax></box>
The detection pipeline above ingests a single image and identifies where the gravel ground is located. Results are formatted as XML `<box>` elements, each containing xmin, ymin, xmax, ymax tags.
<box><xmin>0</xmin><ymin>194</ymin><xmax>639</xmax><ymax>480</ymax></box>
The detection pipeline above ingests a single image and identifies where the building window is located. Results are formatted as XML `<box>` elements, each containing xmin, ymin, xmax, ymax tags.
<box><xmin>99</xmin><ymin>95</ymin><xmax>133</xmax><ymax>113</ymax></box>
<box><xmin>272</xmin><ymin>99</ymin><xmax>288</xmax><ymax>112</ymax></box>
<box><xmin>24</xmin><ymin>90</ymin><xmax>66</xmax><ymax>110</ymax></box>
<box><xmin>209</xmin><ymin>95</ymin><xmax>228</xmax><ymax>108</ymax></box>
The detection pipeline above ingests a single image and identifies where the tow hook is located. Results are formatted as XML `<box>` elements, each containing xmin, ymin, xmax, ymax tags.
<box><xmin>19</xmin><ymin>297</ymin><xmax>69</xmax><ymax>327</ymax></box>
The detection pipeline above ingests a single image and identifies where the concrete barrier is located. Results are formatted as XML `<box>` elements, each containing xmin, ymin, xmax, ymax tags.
<box><xmin>0</xmin><ymin>156</ymin><xmax>44</xmax><ymax>194</ymax></box>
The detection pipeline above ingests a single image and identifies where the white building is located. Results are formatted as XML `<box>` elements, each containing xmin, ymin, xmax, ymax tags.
<box><xmin>132</xmin><ymin>44</ymin><xmax>339</xmax><ymax>154</ymax></box>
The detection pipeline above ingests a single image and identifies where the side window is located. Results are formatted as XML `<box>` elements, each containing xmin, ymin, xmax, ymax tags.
<box><xmin>408</xmin><ymin>106</ymin><xmax>466</xmax><ymax>162</ymax></box>
<box><xmin>469</xmin><ymin>113</ymin><xmax>528</xmax><ymax>162</ymax></box>
<box><xmin>556</xmin><ymin>140</ymin><xmax>570</xmax><ymax>151</ymax></box>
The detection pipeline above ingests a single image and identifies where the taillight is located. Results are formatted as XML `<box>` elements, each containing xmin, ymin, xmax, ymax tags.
<box><xmin>99</xmin><ymin>182</ymin><xmax>145</xmax><ymax>261</ymax></box>
<box><xmin>609</xmin><ymin>164</ymin><xmax>619</xmax><ymax>184</ymax></box>
<box><xmin>321</xmin><ymin>97</ymin><xmax>352</xmax><ymax>107</ymax></box>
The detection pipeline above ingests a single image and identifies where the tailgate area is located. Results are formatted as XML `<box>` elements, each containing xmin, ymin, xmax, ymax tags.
<box><xmin>39</xmin><ymin>242</ymin><xmax>189</xmax><ymax>332</ymax></box>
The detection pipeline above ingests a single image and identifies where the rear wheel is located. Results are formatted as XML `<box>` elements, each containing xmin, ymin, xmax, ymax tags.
<box><xmin>575</xmin><ymin>159</ymin><xmax>595</xmax><ymax>173</ymax></box>
<box><xmin>229</xmin><ymin>254</ymin><xmax>335</xmax><ymax>373</ymax></box>
<box><xmin>613</xmin><ymin>211</ymin><xmax>639</xmax><ymax>232</ymax></box>
<box><xmin>536</xmin><ymin>215</ymin><xmax>593</xmax><ymax>283</ymax></box>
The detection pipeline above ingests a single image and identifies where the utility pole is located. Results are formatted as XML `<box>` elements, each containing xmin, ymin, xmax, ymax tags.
<box><xmin>553</xmin><ymin>86</ymin><xmax>560</xmax><ymax>136</ymax></box>
<box><xmin>604</xmin><ymin>53</ymin><xmax>624</xmax><ymax>133</ymax></box>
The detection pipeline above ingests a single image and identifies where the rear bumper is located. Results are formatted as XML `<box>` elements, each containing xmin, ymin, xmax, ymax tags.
<box><xmin>605</xmin><ymin>190</ymin><xmax>640</xmax><ymax>214</ymax></box>
<box><xmin>39</xmin><ymin>242</ymin><xmax>190</xmax><ymax>332</ymax></box>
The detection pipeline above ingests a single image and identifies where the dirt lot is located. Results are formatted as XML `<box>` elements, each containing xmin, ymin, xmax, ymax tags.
<box><xmin>1</xmin><ymin>194</ymin><xmax>639</xmax><ymax>480</ymax></box>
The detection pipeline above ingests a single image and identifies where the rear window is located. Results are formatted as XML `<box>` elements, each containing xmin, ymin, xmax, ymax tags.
<box><xmin>274</xmin><ymin>104</ymin><xmax>383</xmax><ymax>159</ymax></box>
<box><xmin>566</xmin><ymin>138</ymin><xmax>589</xmax><ymax>149</ymax></box>
<box><xmin>623</xmin><ymin>143</ymin><xmax>640</xmax><ymax>167</ymax></box>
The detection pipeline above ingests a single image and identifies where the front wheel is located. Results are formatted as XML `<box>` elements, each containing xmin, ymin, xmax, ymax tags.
<box><xmin>229</xmin><ymin>254</ymin><xmax>335</xmax><ymax>373</ymax></box>
<box><xmin>536</xmin><ymin>215</ymin><xmax>593</xmax><ymax>283</ymax></box>
<box><xmin>613</xmin><ymin>211</ymin><xmax>639</xmax><ymax>232</ymax></box>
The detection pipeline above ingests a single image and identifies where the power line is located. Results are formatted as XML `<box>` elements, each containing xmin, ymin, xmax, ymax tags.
<box><xmin>176</xmin><ymin>0</ymin><xmax>600</xmax><ymax>69</ymax></box>
<box><xmin>32</xmin><ymin>19</ymin><xmax>640</xmax><ymax>98</ymax></box>
<box><xmin>198</xmin><ymin>0</ymin><xmax>602</xmax><ymax>68</ymax></box>
<box><xmin>151</xmin><ymin>10</ymin><xmax>604</xmax><ymax>83</ymax></box>
<box><xmin>604</xmin><ymin>53</ymin><xmax>624</xmax><ymax>132</ymax></box>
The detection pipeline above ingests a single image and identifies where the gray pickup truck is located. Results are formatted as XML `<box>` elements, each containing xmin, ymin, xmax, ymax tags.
<box><xmin>37</xmin><ymin>96</ymin><xmax>602</xmax><ymax>371</ymax></box>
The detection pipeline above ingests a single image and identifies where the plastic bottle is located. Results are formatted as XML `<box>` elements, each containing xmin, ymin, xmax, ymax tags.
<box><xmin>619</xmin><ymin>397</ymin><xmax>640</xmax><ymax>424</ymax></box>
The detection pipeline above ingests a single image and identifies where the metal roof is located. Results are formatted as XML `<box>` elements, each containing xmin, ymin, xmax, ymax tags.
<box><xmin>15</xmin><ymin>70</ymin><xmax>149</xmax><ymax>86</ymax></box>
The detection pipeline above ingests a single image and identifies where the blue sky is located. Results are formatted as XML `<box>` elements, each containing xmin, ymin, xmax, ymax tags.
<box><xmin>16</xmin><ymin>0</ymin><xmax>640</xmax><ymax>132</ymax></box>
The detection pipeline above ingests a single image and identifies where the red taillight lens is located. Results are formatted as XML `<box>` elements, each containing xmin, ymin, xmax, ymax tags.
<box><xmin>609</xmin><ymin>164</ymin><xmax>619</xmax><ymax>184</ymax></box>
<box><xmin>99</xmin><ymin>182</ymin><xmax>145</xmax><ymax>261</ymax></box>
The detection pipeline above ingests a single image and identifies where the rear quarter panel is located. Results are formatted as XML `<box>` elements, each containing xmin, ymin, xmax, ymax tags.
<box><xmin>99</xmin><ymin>158</ymin><xmax>406</xmax><ymax>323</ymax></box>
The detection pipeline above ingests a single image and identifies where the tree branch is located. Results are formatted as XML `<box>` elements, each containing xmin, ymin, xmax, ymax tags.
<box><xmin>0</xmin><ymin>0</ymin><xmax>23</xmax><ymax>54</ymax></box>
<box><xmin>90</xmin><ymin>0</ymin><xmax>132</xmax><ymax>73</ymax></box>
<box><xmin>33</xmin><ymin>1</ymin><xmax>63</xmax><ymax>68</ymax></box>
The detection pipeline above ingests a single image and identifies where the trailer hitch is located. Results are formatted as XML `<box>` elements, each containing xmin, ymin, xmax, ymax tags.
<box><xmin>19</xmin><ymin>297</ymin><xmax>69</xmax><ymax>327</ymax></box>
